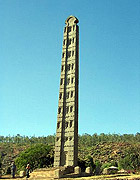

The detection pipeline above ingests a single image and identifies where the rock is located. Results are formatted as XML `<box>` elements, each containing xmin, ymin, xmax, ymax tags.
<box><xmin>54</xmin><ymin>169</ymin><xmax>63</xmax><ymax>178</ymax></box>
<box><xmin>74</xmin><ymin>166</ymin><xmax>81</xmax><ymax>174</ymax></box>
<box><xmin>85</xmin><ymin>167</ymin><xmax>92</xmax><ymax>174</ymax></box>
<box><xmin>19</xmin><ymin>171</ymin><xmax>25</xmax><ymax>177</ymax></box>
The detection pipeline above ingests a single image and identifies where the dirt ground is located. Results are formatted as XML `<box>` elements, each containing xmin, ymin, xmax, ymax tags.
<box><xmin>1</xmin><ymin>174</ymin><xmax>140</xmax><ymax>180</ymax></box>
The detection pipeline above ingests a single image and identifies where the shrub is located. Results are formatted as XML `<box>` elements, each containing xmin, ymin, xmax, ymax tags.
<box><xmin>6</xmin><ymin>167</ymin><xmax>11</xmax><ymax>174</ymax></box>
<box><xmin>94</xmin><ymin>160</ymin><xmax>102</xmax><ymax>175</ymax></box>
<box><xmin>101</xmin><ymin>162</ymin><xmax>112</xmax><ymax>170</ymax></box>
<box><xmin>15</xmin><ymin>144</ymin><xmax>54</xmax><ymax>172</ymax></box>
<box><xmin>118</xmin><ymin>146</ymin><xmax>140</xmax><ymax>170</ymax></box>
<box><xmin>0</xmin><ymin>157</ymin><xmax>2</xmax><ymax>176</ymax></box>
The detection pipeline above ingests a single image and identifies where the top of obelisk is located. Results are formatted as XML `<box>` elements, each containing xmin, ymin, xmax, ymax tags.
<box><xmin>65</xmin><ymin>15</ymin><xmax>79</xmax><ymax>26</ymax></box>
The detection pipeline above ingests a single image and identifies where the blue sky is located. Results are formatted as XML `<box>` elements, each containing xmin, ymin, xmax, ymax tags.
<box><xmin>0</xmin><ymin>0</ymin><xmax>140</xmax><ymax>136</ymax></box>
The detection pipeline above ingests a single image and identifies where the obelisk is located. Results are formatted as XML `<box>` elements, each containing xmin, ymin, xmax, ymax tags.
<box><xmin>54</xmin><ymin>15</ymin><xmax>79</xmax><ymax>167</ymax></box>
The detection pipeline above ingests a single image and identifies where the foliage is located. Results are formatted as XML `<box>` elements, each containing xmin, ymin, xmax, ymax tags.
<box><xmin>0</xmin><ymin>133</ymin><xmax>140</xmax><ymax>174</ymax></box>
<box><xmin>78</xmin><ymin>133</ymin><xmax>140</xmax><ymax>146</ymax></box>
<box><xmin>6</xmin><ymin>167</ymin><xmax>11</xmax><ymax>174</ymax></box>
<box><xmin>118</xmin><ymin>145</ymin><xmax>140</xmax><ymax>170</ymax></box>
<box><xmin>78</xmin><ymin>159</ymin><xmax>87</xmax><ymax>171</ymax></box>
<box><xmin>78</xmin><ymin>155</ymin><xmax>95</xmax><ymax>172</ymax></box>
<box><xmin>0</xmin><ymin>157</ymin><xmax>2</xmax><ymax>176</ymax></box>
<box><xmin>94</xmin><ymin>160</ymin><xmax>102</xmax><ymax>175</ymax></box>
<box><xmin>86</xmin><ymin>156</ymin><xmax>95</xmax><ymax>169</ymax></box>
<box><xmin>101</xmin><ymin>162</ymin><xmax>112</xmax><ymax>169</ymax></box>
<box><xmin>0</xmin><ymin>157</ymin><xmax>2</xmax><ymax>169</ymax></box>
<box><xmin>0</xmin><ymin>133</ymin><xmax>140</xmax><ymax>145</ymax></box>
<box><xmin>0</xmin><ymin>134</ymin><xmax>55</xmax><ymax>145</ymax></box>
<box><xmin>15</xmin><ymin>144</ymin><xmax>54</xmax><ymax>171</ymax></box>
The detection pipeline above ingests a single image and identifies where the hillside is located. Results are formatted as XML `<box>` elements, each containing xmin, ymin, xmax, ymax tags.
<box><xmin>0</xmin><ymin>133</ymin><xmax>140</xmax><ymax>175</ymax></box>
<box><xmin>79</xmin><ymin>142</ymin><xmax>131</xmax><ymax>162</ymax></box>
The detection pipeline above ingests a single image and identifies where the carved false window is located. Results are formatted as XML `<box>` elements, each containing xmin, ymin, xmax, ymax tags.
<box><xmin>71</xmin><ymin>91</ymin><xmax>73</xmax><ymax>98</ymax></box>
<box><xmin>68</xmin><ymin>51</ymin><xmax>71</xmax><ymax>58</ymax></box>
<box><xmin>60</xmin><ymin>78</ymin><xmax>63</xmax><ymax>85</ymax></box>
<box><xmin>67</xmin><ymin>64</ymin><xmax>70</xmax><ymax>71</ymax></box>
<box><xmin>72</xmin><ymin>37</ymin><xmax>74</xmax><ymax>43</ymax></box>
<box><xmin>57</xmin><ymin>122</ymin><xmax>60</xmax><ymax>128</ymax></box>
<box><xmin>66</xmin><ymin>106</ymin><xmax>69</xmax><ymax>113</ymax></box>
<box><xmin>72</xmin><ymin>63</ymin><xmax>74</xmax><ymax>70</ymax></box>
<box><xmin>68</xmin><ymin>26</ymin><xmax>71</xmax><ymax>33</ymax></box>
<box><xmin>71</xmin><ymin>77</ymin><xmax>74</xmax><ymax>84</ymax></box>
<box><xmin>68</xmin><ymin>38</ymin><xmax>71</xmax><ymax>45</ymax></box>
<box><xmin>73</xmin><ymin>25</ymin><xmax>75</xmax><ymax>31</ymax></box>
<box><xmin>66</xmin><ymin>92</ymin><xmax>69</xmax><ymax>99</ymax></box>
<box><xmin>72</xmin><ymin>50</ymin><xmax>74</xmax><ymax>56</ymax></box>
<box><xmin>65</xmin><ymin>122</ymin><xmax>68</xmax><ymax>128</ymax></box>
<box><xmin>61</xmin><ymin>65</ymin><xmax>64</xmax><ymax>72</ymax></box>
<box><xmin>70</xmin><ymin>120</ymin><xmax>73</xmax><ymax>127</ymax></box>
<box><xmin>58</xmin><ymin>107</ymin><xmax>61</xmax><ymax>114</ymax></box>
<box><xmin>70</xmin><ymin>106</ymin><xmax>73</xmax><ymax>112</ymax></box>
<box><xmin>59</xmin><ymin>93</ymin><xmax>62</xmax><ymax>99</ymax></box>
<box><xmin>67</xmin><ymin>78</ymin><xmax>70</xmax><ymax>85</ymax></box>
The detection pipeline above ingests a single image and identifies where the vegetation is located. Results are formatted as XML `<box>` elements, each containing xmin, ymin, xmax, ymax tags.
<box><xmin>0</xmin><ymin>156</ymin><xmax>2</xmax><ymax>176</ymax></box>
<box><xmin>15</xmin><ymin>144</ymin><xmax>54</xmax><ymax>172</ymax></box>
<box><xmin>118</xmin><ymin>145</ymin><xmax>140</xmax><ymax>170</ymax></box>
<box><xmin>0</xmin><ymin>133</ymin><xmax>140</xmax><ymax>144</ymax></box>
<box><xmin>0</xmin><ymin>133</ymin><xmax>140</xmax><ymax>174</ymax></box>
<box><xmin>0</xmin><ymin>134</ymin><xmax>55</xmax><ymax>145</ymax></box>
<box><xmin>78</xmin><ymin>133</ymin><xmax>140</xmax><ymax>172</ymax></box>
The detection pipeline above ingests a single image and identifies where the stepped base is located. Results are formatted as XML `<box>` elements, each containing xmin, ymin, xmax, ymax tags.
<box><xmin>29</xmin><ymin>167</ymin><xmax>56</xmax><ymax>179</ymax></box>
<box><xmin>29</xmin><ymin>166</ymin><xmax>74</xmax><ymax>179</ymax></box>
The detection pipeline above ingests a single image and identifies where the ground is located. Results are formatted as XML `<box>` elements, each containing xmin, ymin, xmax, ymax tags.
<box><xmin>1</xmin><ymin>174</ymin><xmax>140</xmax><ymax>180</ymax></box>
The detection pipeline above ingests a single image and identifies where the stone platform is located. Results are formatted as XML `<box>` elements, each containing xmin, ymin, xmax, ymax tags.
<box><xmin>29</xmin><ymin>166</ymin><xmax>75</xmax><ymax>179</ymax></box>
<box><xmin>29</xmin><ymin>168</ymin><xmax>56</xmax><ymax>179</ymax></box>
<box><xmin>28</xmin><ymin>166</ymin><xmax>91</xmax><ymax>179</ymax></box>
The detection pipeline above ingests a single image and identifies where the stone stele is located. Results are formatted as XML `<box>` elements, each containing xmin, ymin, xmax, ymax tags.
<box><xmin>54</xmin><ymin>15</ymin><xmax>79</xmax><ymax>167</ymax></box>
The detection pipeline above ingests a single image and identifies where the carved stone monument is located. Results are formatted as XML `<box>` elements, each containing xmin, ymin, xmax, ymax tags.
<box><xmin>54</xmin><ymin>15</ymin><xmax>79</xmax><ymax>167</ymax></box>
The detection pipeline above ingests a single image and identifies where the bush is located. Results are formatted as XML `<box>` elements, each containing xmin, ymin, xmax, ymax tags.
<box><xmin>78</xmin><ymin>156</ymin><xmax>95</xmax><ymax>172</ymax></box>
<box><xmin>118</xmin><ymin>146</ymin><xmax>140</xmax><ymax>170</ymax></box>
<box><xmin>78</xmin><ymin>159</ymin><xmax>86</xmax><ymax>172</ymax></box>
<box><xmin>0</xmin><ymin>161</ymin><xmax>1</xmax><ymax>170</ymax></box>
<box><xmin>101</xmin><ymin>162</ymin><xmax>112</xmax><ymax>170</ymax></box>
<box><xmin>15</xmin><ymin>144</ymin><xmax>54</xmax><ymax>172</ymax></box>
<box><xmin>94</xmin><ymin>160</ymin><xmax>102</xmax><ymax>175</ymax></box>
<box><xmin>6</xmin><ymin>167</ymin><xmax>11</xmax><ymax>174</ymax></box>
<box><xmin>101</xmin><ymin>161</ymin><xmax>118</xmax><ymax>170</ymax></box>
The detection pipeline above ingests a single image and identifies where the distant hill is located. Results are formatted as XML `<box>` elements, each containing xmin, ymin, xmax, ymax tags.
<box><xmin>0</xmin><ymin>133</ymin><xmax>140</xmax><ymax>175</ymax></box>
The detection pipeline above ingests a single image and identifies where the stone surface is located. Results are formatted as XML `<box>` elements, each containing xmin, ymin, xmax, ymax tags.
<box><xmin>54</xmin><ymin>15</ymin><xmax>79</xmax><ymax>167</ymax></box>
<box><xmin>85</xmin><ymin>167</ymin><xmax>92</xmax><ymax>174</ymax></box>
<box><xmin>19</xmin><ymin>170</ymin><xmax>25</xmax><ymax>177</ymax></box>
<box><xmin>54</xmin><ymin>169</ymin><xmax>63</xmax><ymax>178</ymax></box>
<box><xmin>74</xmin><ymin>166</ymin><xmax>81</xmax><ymax>174</ymax></box>
<box><xmin>29</xmin><ymin>168</ymin><xmax>56</xmax><ymax>179</ymax></box>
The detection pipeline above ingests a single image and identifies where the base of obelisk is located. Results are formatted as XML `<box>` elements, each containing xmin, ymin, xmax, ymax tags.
<box><xmin>29</xmin><ymin>166</ymin><xmax>92</xmax><ymax>179</ymax></box>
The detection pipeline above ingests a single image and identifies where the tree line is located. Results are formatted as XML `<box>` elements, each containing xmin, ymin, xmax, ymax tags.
<box><xmin>0</xmin><ymin>133</ymin><xmax>140</xmax><ymax>145</ymax></box>
<box><xmin>0</xmin><ymin>133</ymin><xmax>140</xmax><ymax>174</ymax></box>
<box><xmin>79</xmin><ymin>133</ymin><xmax>140</xmax><ymax>146</ymax></box>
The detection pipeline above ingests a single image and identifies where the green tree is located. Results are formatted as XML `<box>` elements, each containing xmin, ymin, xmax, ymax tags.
<box><xmin>85</xmin><ymin>156</ymin><xmax>94</xmax><ymax>169</ymax></box>
<box><xmin>15</xmin><ymin>144</ymin><xmax>54</xmax><ymax>171</ymax></box>
<box><xmin>118</xmin><ymin>146</ymin><xmax>140</xmax><ymax>170</ymax></box>
<box><xmin>0</xmin><ymin>157</ymin><xmax>2</xmax><ymax>176</ymax></box>
<box><xmin>101</xmin><ymin>162</ymin><xmax>112</xmax><ymax>170</ymax></box>
<box><xmin>94</xmin><ymin>160</ymin><xmax>102</xmax><ymax>175</ymax></box>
